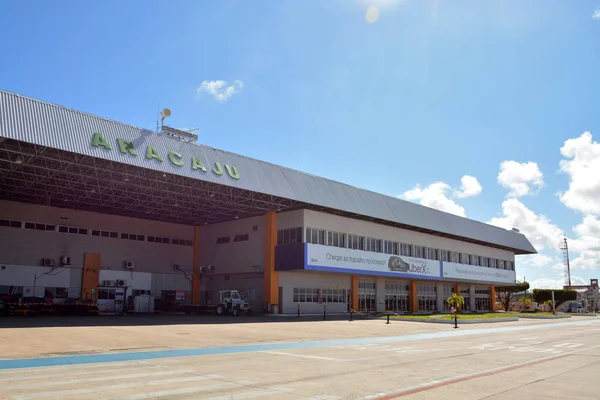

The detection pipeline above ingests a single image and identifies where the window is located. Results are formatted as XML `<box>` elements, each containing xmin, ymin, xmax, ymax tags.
<box><xmin>109</xmin><ymin>231</ymin><xmax>118</xmax><ymax>238</ymax></box>
<box><xmin>233</xmin><ymin>234</ymin><xmax>249</xmax><ymax>242</ymax></box>
<box><xmin>216</xmin><ymin>236</ymin><xmax>230</xmax><ymax>245</ymax></box>
<box><xmin>35</xmin><ymin>223</ymin><xmax>45</xmax><ymax>231</ymax></box>
<box><xmin>348</xmin><ymin>234</ymin><xmax>365</xmax><ymax>250</ymax></box>
<box><xmin>172</xmin><ymin>239</ymin><xmax>179</xmax><ymax>245</ymax></box>
<box><xmin>147</xmin><ymin>236</ymin><xmax>155</xmax><ymax>243</ymax></box>
<box><xmin>277</xmin><ymin>227</ymin><xmax>303</xmax><ymax>245</ymax></box>
<box><xmin>100</xmin><ymin>231</ymin><xmax>109</xmax><ymax>237</ymax></box>
<box><xmin>321</xmin><ymin>288</ymin><xmax>347</xmax><ymax>303</ymax></box>
<box><xmin>306</xmin><ymin>228</ymin><xmax>326</xmax><ymax>245</ymax></box>
<box><xmin>401</xmin><ymin>243</ymin><xmax>412</xmax><ymax>257</ymax></box>
<box><xmin>293</xmin><ymin>288</ymin><xmax>319</xmax><ymax>302</ymax></box>
<box><xmin>490</xmin><ymin>258</ymin><xmax>497</xmax><ymax>268</ymax></box>
<box><xmin>98</xmin><ymin>288</ymin><xmax>116</xmax><ymax>300</ymax></box>
<box><xmin>10</xmin><ymin>220</ymin><xmax>22</xmax><ymax>228</ymax></box>
<box><xmin>481</xmin><ymin>257</ymin><xmax>489</xmax><ymax>267</ymax></box>
<box><xmin>24</xmin><ymin>222</ymin><xmax>34</xmax><ymax>229</ymax></box>
<box><xmin>0</xmin><ymin>219</ymin><xmax>10</xmax><ymax>227</ymax></box>
<box><xmin>120</xmin><ymin>233</ymin><xmax>128</xmax><ymax>239</ymax></box>
<box><xmin>45</xmin><ymin>224</ymin><xmax>56</xmax><ymax>231</ymax></box>
<box><xmin>497</xmin><ymin>260</ymin><xmax>505</xmax><ymax>269</ymax></box>
<box><xmin>426</xmin><ymin>248</ymin><xmax>439</xmax><ymax>260</ymax></box>
<box><xmin>185</xmin><ymin>240</ymin><xmax>193</xmax><ymax>246</ymax></box>
<box><xmin>327</xmin><ymin>231</ymin><xmax>346</xmax><ymax>248</ymax></box>
<box><xmin>79</xmin><ymin>228</ymin><xmax>88</xmax><ymax>235</ymax></box>
<box><xmin>155</xmin><ymin>237</ymin><xmax>162</xmax><ymax>243</ymax></box>
<box><xmin>44</xmin><ymin>287</ymin><xmax>68</xmax><ymax>299</ymax></box>
<box><xmin>471</xmin><ymin>255</ymin><xmax>480</xmax><ymax>266</ymax></box>
<box><xmin>366</xmin><ymin>237</ymin><xmax>382</xmax><ymax>253</ymax></box>
<box><xmin>450</xmin><ymin>251</ymin><xmax>459</xmax><ymax>263</ymax></box>
<box><xmin>179</xmin><ymin>239</ymin><xmax>187</xmax><ymax>246</ymax></box>
<box><xmin>441</xmin><ymin>250</ymin><xmax>450</xmax><ymax>262</ymax></box>
<box><xmin>384</xmin><ymin>240</ymin><xmax>399</xmax><ymax>255</ymax></box>
<box><xmin>460</xmin><ymin>253</ymin><xmax>470</xmax><ymax>264</ymax></box>
<box><xmin>413</xmin><ymin>246</ymin><xmax>425</xmax><ymax>259</ymax></box>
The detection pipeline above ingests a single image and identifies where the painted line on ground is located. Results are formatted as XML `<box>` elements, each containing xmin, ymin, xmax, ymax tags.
<box><xmin>11</xmin><ymin>375</ymin><xmax>222</xmax><ymax>400</ymax></box>
<box><xmin>200</xmin><ymin>386</ymin><xmax>295</xmax><ymax>400</ymax></box>
<box><xmin>360</xmin><ymin>344</ymin><xmax>600</xmax><ymax>399</ymax></box>
<box><xmin>1</xmin><ymin>369</ymin><xmax>193</xmax><ymax>391</ymax></box>
<box><xmin>105</xmin><ymin>380</ymin><xmax>256</xmax><ymax>400</ymax></box>
<box><xmin>0</xmin><ymin>365</ymin><xmax>158</xmax><ymax>383</ymax></box>
<box><xmin>1</xmin><ymin>319</ymin><xmax>599</xmax><ymax>370</ymax></box>
<box><xmin>259</xmin><ymin>350</ymin><xmax>347</xmax><ymax>362</ymax></box>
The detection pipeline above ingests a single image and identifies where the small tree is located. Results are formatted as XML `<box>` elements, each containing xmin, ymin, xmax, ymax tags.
<box><xmin>495</xmin><ymin>282</ymin><xmax>530</xmax><ymax>311</ymax></box>
<box><xmin>532</xmin><ymin>289</ymin><xmax>577</xmax><ymax>308</ymax></box>
<box><xmin>447</xmin><ymin>293</ymin><xmax>465</xmax><ymax>310</ymax></box>
<box><xmin>518</xmin><ymin>297</ymin><xmax>532</xmax><ymax>312</ymax></box>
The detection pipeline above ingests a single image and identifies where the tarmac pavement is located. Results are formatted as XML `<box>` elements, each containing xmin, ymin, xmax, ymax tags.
<box><xmin>0</xmin><ymin>314</ymin><xmax>598</xmax><ymax>399</ymax></box>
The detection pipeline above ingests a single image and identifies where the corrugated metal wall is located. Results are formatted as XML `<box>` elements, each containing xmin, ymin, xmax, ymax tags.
<box><xmin>0</xmin><ymin>90</ymin><xmax>536</xmax><ymax>254</ymax></box>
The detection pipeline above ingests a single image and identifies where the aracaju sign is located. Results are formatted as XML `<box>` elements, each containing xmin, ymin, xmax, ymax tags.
<box><xmin>91</xmin><ymin>133</ymin><xmax>240</xmax><ymax>180</ymax></box>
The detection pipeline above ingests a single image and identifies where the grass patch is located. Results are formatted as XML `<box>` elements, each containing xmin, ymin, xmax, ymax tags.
<box><xmin>384</xmin><ymin>313</ymin><xmax>512</xmax><ymax>320</ymax></box>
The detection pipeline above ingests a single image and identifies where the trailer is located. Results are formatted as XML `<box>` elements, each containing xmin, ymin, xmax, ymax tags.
<box><xmin>184</xmin><ymin>290</ymin><xmax>252</xmax><ymax>316</ymax></box>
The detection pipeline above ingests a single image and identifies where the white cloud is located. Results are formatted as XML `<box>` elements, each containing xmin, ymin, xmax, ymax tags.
<box><xmin>358</xmin><ymin>0</ymin><xmax>404</xmax><ymax>11</ymax></box>
<box><xmin>401</xmin><ymin>182</ymin><xmax>466</xmax><ymax>217</ymax></box>
<box><xmin>196</xmin><ymin>80</ymin><xmax>244</xmax><ymax>102</ymax></box>
<box><xmin>453</xmin><ymin>175</ymin><xmax>482</xmax><ymax>198</ymax></box>
<box><xmin>566</xmin><ymin>215</ymin><xmax>600</xmax><ymax>270</ymax></box>
<box><xmin>593</xmin><ymin>9</ymin><xmax>600</xmax><ymax>20</ymax></box>
<box><xmin>558</xmin><ymin>132</ymin><xmax>600</xmax><ymax>215</ymax></box>
<box><xmin>573</xmin><ymin>215</ymin><xmax>600</xmax><ymax>237</ymax></box>
<box><xmin>488</xmin><ymin>199</ymin><xmax>562</xmax><ymax>251</ymax></box>
<box><xmin>519</xmin><ymin>254</ymin><xmax>555</xmax><ymax>268</ymax></box>
<box><xmin>530</xmin><ymin>275</ymin><xmax>587</xmax><ymax>290</ymax></box>
<box><xmin>497</xmin><ymin>161</ymin><xmax>544</xmax><ymax>197</ymax></box>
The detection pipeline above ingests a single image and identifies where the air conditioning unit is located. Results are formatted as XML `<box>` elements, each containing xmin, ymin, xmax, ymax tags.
<box><xmin>42</xmin><ymin>258</ymin><xmax>55</xmax><ymax>267</ymax></box>
<box><xmin>61</xmin><ymin>256</ymin><xmax>71</xmax><ymax>266</ymax></box>
<box><xmin>198</xmin><ymin>266</ymin><xmax>205</xmax><ymax>274</ymax></box>
<box><xmin>103</xmin><ymin>280</ymin><xmax>114</xmax><ymax>287</ymax></box>
<box><xmin>117</xmin><ymin>280</ymin><xmax>126</xmax><ymax>287</ymax></box>
<box><xmin>125</xmin><ymin>260</ymin><xmax>135</xmax><ymax>269</ymax></box>
<box><xmin>207</xmin><ymin>265</ymin><xmax>214</xmax><ymax>273</ymax></box>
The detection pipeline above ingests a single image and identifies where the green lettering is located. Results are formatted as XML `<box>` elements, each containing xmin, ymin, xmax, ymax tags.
<box><xmin>192</xmin><ymin>157</ymin><xmax>207</xmax><ymax>172</ymax></box>
<box><xmin>212</xmin><ymin>161</ymin><xmax>223</xmax><ymax>176</ymax></box>
<box><xmin>145</xmin><ymin>146</ymin><xmax>163</xmax><ymax>162</ymax></box>
<box><xmin>91</xmin><ymin>133</ymin><xmax>111</xmax><ymax>150</ymax></box>
<box><xmin>225</xmin><ymin>164</ymin><xmax>240</xmax><ymax>180</ymax></box>
<box><xmin>117</xmin><ymin>138</ymin><xmax>137</xmax><ymax>156</ymax></box>
<box><xmin>168</xmin><ymin>151</ymin><xmax>184</xmax><ymax>167</ymax></box>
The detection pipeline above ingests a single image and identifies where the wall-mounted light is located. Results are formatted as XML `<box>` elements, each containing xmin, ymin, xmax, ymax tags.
<box><xmin>15</xmin><ymin>156</ymin><xmax>23</xmax><ymax>164</ymax></box>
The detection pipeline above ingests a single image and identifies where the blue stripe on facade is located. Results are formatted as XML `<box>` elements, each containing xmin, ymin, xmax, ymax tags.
<box><xmin>304</xmin><ymin>264</ymin><xmax>442</xmax><ymax>280</ymax></box>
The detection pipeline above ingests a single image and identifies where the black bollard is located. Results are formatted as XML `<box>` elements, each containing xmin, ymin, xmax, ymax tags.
<box><xmin>386</xmin><ymin>310</ymin><xmax>391</xmax><ymax>324</ymax></box>
<box><xmin>454</xmin><ymin>313</ymin><xmax>458</xmax><ymax>329</ymax></box>
<box><xmin>350</xmin><ymin>309</ymin><xmax>353</xmax><ymax>321</ymax></box>
<box><xmin>297</xmin><ymin>304</ymin><xmax>300</xmax><ymax>319</ymax></box>
<box><xmin>323</xmin><ymin>305</ymin><xmax>327</xmax><ymax>320</ymax></box>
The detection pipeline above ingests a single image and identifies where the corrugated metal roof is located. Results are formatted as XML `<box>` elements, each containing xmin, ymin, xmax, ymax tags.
<box><xmin>0</xmin><ymin>89</ymin><xmax>536</xmax><ymax>254</ymax></box>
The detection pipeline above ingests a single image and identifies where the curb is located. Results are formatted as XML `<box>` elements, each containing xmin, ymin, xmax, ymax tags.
<box><xmin>517</xmin><ymin>315</ymin><xmax>571</xmax><ymax>319</ymax></box>
<box><xmin>386</xmin><ymin>317</ymin><xmax>519</xmax><ymax>324</ymax></box>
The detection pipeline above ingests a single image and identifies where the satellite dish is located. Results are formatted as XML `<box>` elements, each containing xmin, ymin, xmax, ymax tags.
<box><xmin>160</xmin><ymin>108</ymin><xmax>171</xmax><ymax>118</ymax></box>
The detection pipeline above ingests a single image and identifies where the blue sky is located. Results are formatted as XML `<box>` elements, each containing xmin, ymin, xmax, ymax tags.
<box><xmin>2</xmin><ymin>0</ymin><xmax>600</xmax><ymax>289</ymax></box>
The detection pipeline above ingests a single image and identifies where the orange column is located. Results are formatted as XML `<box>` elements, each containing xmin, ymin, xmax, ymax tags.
<box><xmin>410</xmin><ymin>280</ymin><xmax>418</xmax><ymax>312</ymax></box>
<box><xmin>490</xmin><ymin>286</ymin><xmax>496</xmax><ymax>311</ymax></box>
<box><xmin>351</xmin><ymin>276</ymin><xmax>359</xmax><ymax>312</ymax></box>
<box><xmin>82</xmin><ymin>253</ymin><xmax>101</xmax><ymax>301</ymax></box>
<box><xmin>264</xmin><ymin>211</ymin><xmax>278</xmax><ymax>310</ymax></box>
<box><xmin>192</xmin><ymin>226</ymin><xmax>201</xmax><ymax>305</ymax></box>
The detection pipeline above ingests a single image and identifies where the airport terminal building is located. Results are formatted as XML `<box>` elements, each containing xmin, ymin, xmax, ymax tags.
<box><xmin>0</xmin><ymin>90</ymin><xmax>536</xmax><ymax>315</ymax></box>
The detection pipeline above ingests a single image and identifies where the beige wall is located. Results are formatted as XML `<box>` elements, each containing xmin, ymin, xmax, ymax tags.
<box><xmin>303</xmin><ymin>210</ymin><xmax>515</xmax><ymax>262</ymax></box>
<box><xmin>278</xmin><ymin>271</ymin><xmax>350</xmax><ymax>314</ymax></box>
<box><xmin>0</xmin><ymin>200</ymin><xmax>194</xmax><ymax>297</ymax></box>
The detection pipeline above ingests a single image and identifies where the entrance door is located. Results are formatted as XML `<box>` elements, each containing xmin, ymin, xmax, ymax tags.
<box><xmin>358</xmin><ymin>279</ymin><xmax>376</xmax><ymax>312</ymax></box>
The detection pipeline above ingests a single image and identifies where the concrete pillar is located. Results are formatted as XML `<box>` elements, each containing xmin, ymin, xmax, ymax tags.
<box><xmin>191</xmin><ymin>226</ymin><xmax>201</xmax><ymax>305</ymax></box>
<box><xmin>376</xmin><ymin>277</ymin><xmax>386</xmax><ymax>313</ymax></box>
<box><xmin>436</xmin><ymin>282</ymin><xmax>444</xmax><ymax>312</ymax></box>
<box><xmin>490</xmin><ymin>286</ymin><xmax>496</xmax><ymax>311</ymax></box>
<box><xmin>264</xmin><ymin>211</ymin><xmax>278</xmax><ymax>312</ymax></box>
<box><xmin>469</xmin><ymin>284</ymin><xmax>476</xmax><ymax>311</ymax></box>
<box><xmin>410</xmin><ymin>280</ymin><xmax>418</xmax><ymax>312</ymax></box>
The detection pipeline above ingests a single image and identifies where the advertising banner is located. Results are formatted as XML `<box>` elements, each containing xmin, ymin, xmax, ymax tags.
<box><xmin>442</xmin><ymin>262</ymin><xmax>516</xmax><ymax>284</ymax></box>
<box><xmin>305</xmin><ymin>244</ymin><xmax>441</xmax><ymax>279</ymax></box>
